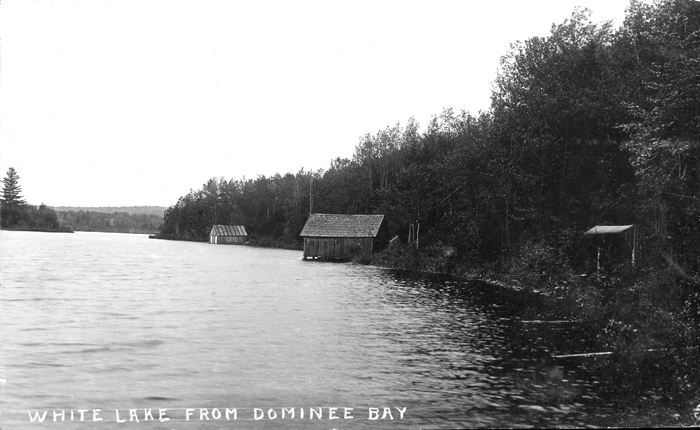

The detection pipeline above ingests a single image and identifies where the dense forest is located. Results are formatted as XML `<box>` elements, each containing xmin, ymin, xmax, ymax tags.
<box><xmin>158</xmin><ymin>0</ymin><xmax>700</xmax><ymax>412</ymax></box>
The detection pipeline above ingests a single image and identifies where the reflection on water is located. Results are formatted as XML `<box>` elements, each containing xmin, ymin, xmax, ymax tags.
<box><xmin>0</xmin><ymin>231</ymin><xmax>666</xmax><ymax>428</ymax></box>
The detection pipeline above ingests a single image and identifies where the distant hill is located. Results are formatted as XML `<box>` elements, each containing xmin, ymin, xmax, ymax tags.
<box><xmin>52</xmin><ymin>206</ymin><xmax>167</xmax><ymax>217</ymax></box>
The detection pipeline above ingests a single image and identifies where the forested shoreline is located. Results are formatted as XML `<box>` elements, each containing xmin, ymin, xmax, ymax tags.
<box><xmin>156</xmin><ymin>0</ymin><xmax>700</xmax><ymax>418</ymax></box>
<box><xmin>1</xmin><ymin>167</ymin><xmax>164</xmax><ymax>234</ymax></box>
<box><xmin>0</xmin><ymin>167</ymin><xmax>70</xmax><ymax>232</ymax></box>
<box><xmin>53</xmin><ymin>206</ymin><xmax>166</xmax><ymax>217</ymax></box>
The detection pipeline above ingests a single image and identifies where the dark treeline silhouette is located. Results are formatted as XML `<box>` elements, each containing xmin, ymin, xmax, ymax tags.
<box><xmin>159</xmin><ymin>1</ymin><xmax>700</xmax><ymax>412</ymax></box>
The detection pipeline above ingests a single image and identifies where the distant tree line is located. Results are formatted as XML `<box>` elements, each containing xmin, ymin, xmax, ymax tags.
<box><xmin>0</xmin><ymin>168</ymin><xmax>162</xmax><ymax>234</ymax></box>
<box><xmin>53</xmin><ymin>206</ymin><xmax>166</xmax><ymax>217</ymax></box>
<box><xmin>56</xmin><ymin>210</ymin><xmax>163</xmax><ymax>234</ymax></box>
<box><xmin>158</xmin><ymin>0</ymin><xmax>700</xmax><ymax>408</ymax></box>
<box><xmin>0</xmin><ymin>167</ymin><xmax>62</xmax><ymax>231</ymax></box>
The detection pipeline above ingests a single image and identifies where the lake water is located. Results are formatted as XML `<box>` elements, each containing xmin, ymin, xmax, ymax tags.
<box><xmin>0</xmin><ymin>231</ymin><xmax>671</xmax><ymax>429</ymax></box>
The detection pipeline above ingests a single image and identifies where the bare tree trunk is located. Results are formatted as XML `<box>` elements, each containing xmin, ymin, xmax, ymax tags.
<box><xmin>309</xmin><ymin>177</ymin><xmax>314</xmax><ymax>214</ymax></box>
<box><xmin>416</xmin><ymin>221</ymin><xmax>420</xmax><ymax>249</ymax></box>
<box><xmin>505</xmin><ymin>200</ymin><xmax>512</xmax><ymax>254</ymax></box>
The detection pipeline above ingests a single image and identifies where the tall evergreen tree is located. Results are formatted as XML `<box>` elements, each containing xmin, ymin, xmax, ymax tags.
<box><xmin>1</xmin><ymin>167</ymin><xmax>26</xmax><ymax>207</ymax></box>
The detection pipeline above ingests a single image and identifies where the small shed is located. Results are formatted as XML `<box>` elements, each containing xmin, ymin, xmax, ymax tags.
<box><xmin>584</xmin><ymin>224</ymin><xmax>636</xmax><ymax>270</ymax></box>
<box><xmin>209</xmin><ymin>225</ymin><xmax>248</xmax><ymax>245</ymax></box>
<box><xmin>300</xmin><ymin>213</ymin><xmax>384</xmax><ymax>260</ymax></box>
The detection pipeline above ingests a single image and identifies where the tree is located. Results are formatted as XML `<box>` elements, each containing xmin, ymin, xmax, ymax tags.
<box><xmin>1</xmin><ymin>167</ymin><xmax>26</xmax><ymax>207</ymax></box>
<box><xmin>617</xmin><ymin>0</ymin><xmax>700</xmax><ymax>141</ymax></box>
<box><xmin>488</xmin><ymin>8</ymin><xmax>637</xmax><ymax>257</ymax></box>
<box><xmin>1</xmin><ymin>167</ymin><xmax>28</xmax><ymax>227</ymax></box>
<box><xmin>616</xmin><ymin>0</ymin><xmax>700</xmax><ymax>273</ymax></box>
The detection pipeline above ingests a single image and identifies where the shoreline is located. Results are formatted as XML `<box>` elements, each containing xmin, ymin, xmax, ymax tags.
<box><xmin>1</xmin><ymin>226</ymin><xmax>74</xmax><ymax>233</ymax></box>
<box><xmin>149</xmin><ymin>234</ymin><xmax>303</xmax><ymax>250</ymax></box>
<box><xmin>147</xmin><ymin>235</ymin><xmax>528</xmax><ymax>291</ymax></box>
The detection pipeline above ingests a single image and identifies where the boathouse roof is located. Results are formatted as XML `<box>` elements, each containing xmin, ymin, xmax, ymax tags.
<box><xmin>300</xmin><ymin>214</ymin><xmax>384</xmax><ymax>238</ymax></box>
<box><xmin>210</xmin><ymin>225</ymin><xmax>248</xmax><ymax>236</ymax></box>
<box><xmin>583</xmin><ymin>225</ymin><xmax>634</xmax><ymax>235</ymax></box>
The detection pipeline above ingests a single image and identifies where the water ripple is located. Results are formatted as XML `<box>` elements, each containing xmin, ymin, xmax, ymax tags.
<box><xmin>0</xmin><ymin>231</ymin><xmax>620</xmax><ymax>428</ymax></box>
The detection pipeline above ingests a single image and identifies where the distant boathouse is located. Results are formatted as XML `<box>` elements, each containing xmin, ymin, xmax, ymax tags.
<box><xmin>209</xmin><ymin>225</ymin><xmax>248</xmax><ymax>245</ymax></box>
<box><xmin>300</xmin><ymin>213</ymin><xmax>384</xmax><ymax>260</ymax></box>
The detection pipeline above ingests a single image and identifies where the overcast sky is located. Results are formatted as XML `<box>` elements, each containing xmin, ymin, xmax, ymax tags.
<box><xmin>0</xmin><ymin>0</ymin><xmax>633</xmax><ymax>207</ymax></box>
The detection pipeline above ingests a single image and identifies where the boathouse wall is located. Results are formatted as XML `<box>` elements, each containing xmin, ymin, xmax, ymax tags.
<box><xmin>303</xmin><ymin>236</ymin><xmax>374</xmax><ymax>259</ymax></box>
<box><xmin>210</xmin><ymin>235</ymin><xmax>247</xmax><ymax>244</ymax></box>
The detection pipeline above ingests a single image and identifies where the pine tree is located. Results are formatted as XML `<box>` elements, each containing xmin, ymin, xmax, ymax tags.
<box><xmin>1</xmin><ymin>167</ymin><xmax>27</xmax><ymax>207</ymax></box>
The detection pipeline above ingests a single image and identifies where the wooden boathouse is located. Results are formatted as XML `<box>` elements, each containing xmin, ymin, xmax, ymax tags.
<box><xmin>209</xmin><ymin>225</ymin><xmax>248</xmax><ymax>245</ymax></box>
<box><xmin>300</xmin><ymin>213</ymin><xmax>384</xmax><ymax>260</ymax></box>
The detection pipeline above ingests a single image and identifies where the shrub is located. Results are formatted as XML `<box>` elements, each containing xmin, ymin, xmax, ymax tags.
<box><xmin>502</xmin><ymin>240</ymin><xmax>573</xmax><ymax>294</ymax></box>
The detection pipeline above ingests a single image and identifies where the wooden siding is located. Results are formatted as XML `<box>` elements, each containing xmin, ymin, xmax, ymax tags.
<box><xmin>303</xmin><ymin>237</ymin><xmax>373</xmax><ymax>259</ymax></box>
<box><xmin>210</xmin><ymin>235</ymin><xmax>247</xmax><ymax>245</ymax></box>
<box><xmin>209</xmin><ymin>225</ymin><xmax>248</xmax><ymax>245</ymax></box>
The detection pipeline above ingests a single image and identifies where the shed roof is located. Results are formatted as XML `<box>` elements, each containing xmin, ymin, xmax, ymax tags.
<box><xmin>300</xmin><ymin>214</ymin><xmax>384</xmax><ymax>238</ymax></box>
<box><xmin>210</xmin><ymin>225</ymin><xmax>248</xmax><ymax>236</ymax></box>
<box><xmin>584</xmin><ymin>225</ymin><xmax>634</xmax><ymax>235</ymax></box>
